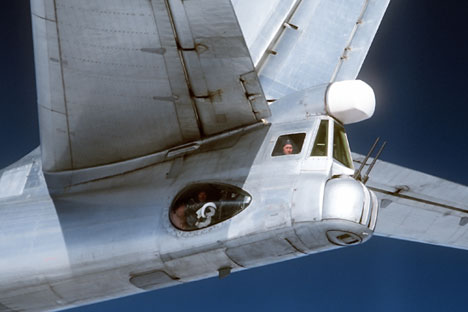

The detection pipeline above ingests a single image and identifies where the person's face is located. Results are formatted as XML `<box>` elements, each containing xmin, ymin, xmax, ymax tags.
<box><xmin>175</xmin><ymin>205</ymin><xmax>185</xmax><ymax>217</ymax></box>
<box><xmin>198</xmin><ymin>191</ymin><xmax>207</xmax><ymax>202</ymax></box>
<box><xmin>283</xmin><ymin>144</ymin><xmax>293</xmax><ymax>155</ymax></box>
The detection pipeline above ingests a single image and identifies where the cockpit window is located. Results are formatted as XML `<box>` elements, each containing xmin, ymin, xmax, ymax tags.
<box><xmin>333</xmin><ymin>122</ymin><xmax>353</xmax><ymax>169</ymax></box>
<box><xmin>271</xmin><ymin>133</ymin><xmax>306</xmax><ymax>156</ymax></box>
<box><xmin>170</xmin><ymin>183</ymin><xmax>251</xmax><ymax>231</ymax></box>
<box><xmin>311</xmin><ymin>120</ymin><xmax>328</xmax><ymax>156</ymax></box>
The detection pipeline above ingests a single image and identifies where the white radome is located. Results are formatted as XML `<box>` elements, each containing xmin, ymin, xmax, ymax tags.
<box><xmin>326</xmin><ymin>80</ymin><xmax>376</xmax><ymax>124</ymax></box>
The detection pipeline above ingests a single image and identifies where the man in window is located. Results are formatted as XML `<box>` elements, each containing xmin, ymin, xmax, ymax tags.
<box><xmin>171</xmin><ymin>204</ymin><xmax>188</xmax><ymax>230</ymax></box>
<box><xmin>282</xmin><ymin>139</ymin><xmax>294</xmax><ymax>155</ymax></box>
<box><xmin>272</xmin><ymin>134</ymin><xmax>305</xmax><ymax>156</ymax></box>
<box><xmin>186</xmin><ymin>191</ymin><xmax>210</xmax><ymax>227</ymax></box>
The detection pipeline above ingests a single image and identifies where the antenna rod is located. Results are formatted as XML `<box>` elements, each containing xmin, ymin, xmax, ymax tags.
<box><xmin>362</xmin><ymin>141</ymin><xmax>387</xmax><ymax>184</ymax></box>
<box><xmin>354</xmin><ymin>137</ymin><xmax>380</xmax><ymax>181</ymax></box>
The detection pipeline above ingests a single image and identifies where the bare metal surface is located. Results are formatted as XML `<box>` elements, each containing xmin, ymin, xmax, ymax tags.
<box><xmin>44</xmin><ymin>122</ymin><xmax>267</xmax><ymax>191</ymax></box>
<box><xmin>233</xmin><ymin>0</ymin><xmax>390</xmax><ymax>100</ymax></box>
<box><xmin>130</xmin><ymin>270</ymin><xmax>178</xmax><ymax>290</ymax></box>
<box><xmin>6</xmin><ymin>0</ymin><xmax>466</xmax><ymax>308</ymax></box>
<box><xmin>353</xmin><ymin>153</ymin><xmax>468</xmax><ymax>249</ymax></box>
<box><xmin>0</xmin><ymin>302</ymin><xmax>16</xmax><ymax>312</ymax></box>
<box><xmin>231</xmin><ymin>0</ymin><xmax>297</xmax><ymax>67</ymax></box>
<box><xmin>32</xmin><ymin>0</ymin><xmax>269</xmax><ymax>172</ymax></box>
<box><xmin>0</xmin><ymin>0</ymin><xmax>400</xmax><ymax>310</ymax></box>
<box><xmin>0</xmin><ymin>92</ymin><xmax>374</xmax><ymax>311</ymax></box>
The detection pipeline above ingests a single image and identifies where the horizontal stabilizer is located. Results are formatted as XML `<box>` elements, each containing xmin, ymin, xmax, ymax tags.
<box><xmin>353</xmin><ymin>153</ymin><xmax>468</xmax><ymax>250</ymax></box>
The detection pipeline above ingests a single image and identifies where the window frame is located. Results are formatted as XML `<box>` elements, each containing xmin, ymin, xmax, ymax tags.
<box><xmin>332</xmin><ymin>121</ymin><xmax>354</xmax><ymax>169</ymax></box>
<box><xmin>310</xmin><ymin>119</ymin><xmax>330</xmax><ymax>157</ymax></box>
<box><xmin>308</xmin><ymin>117</ymin><xmax>332</xmax><ymax>159</ymax></box>
<box><xmin>169</xmin><ymin>183</ymin><xmax>252</xmax><ymax>232</ymax></box>
<box><xmin>270</xmin><ymin>132</ymin><xmax>307</xmax><ymax>158</ymax></box>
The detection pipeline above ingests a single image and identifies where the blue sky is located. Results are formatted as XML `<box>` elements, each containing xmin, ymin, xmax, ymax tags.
<box><xmin>1</xmin><ymin>1</ymin><xmax>468</xmax><ymax>311</ymax></box>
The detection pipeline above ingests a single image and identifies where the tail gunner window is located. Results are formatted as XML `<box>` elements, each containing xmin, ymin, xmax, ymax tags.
<box><xmin>170</xmin><ymin>183</ymin><xmax>252</xmax><ymax>231</ymax></box>
<box><xmin>333</xmin><ymin>122</ymin><xmax>353</xmax><ymax>169</ymax></box>
<box><xmin>272</xmin><ymin>133</ymin><xmax>306</xmax><ymax>156</ymax></box>
<box><xmin>311</xmin><ymin>120</ymin><xmax>329</xmax><ymax>156</ymax></box>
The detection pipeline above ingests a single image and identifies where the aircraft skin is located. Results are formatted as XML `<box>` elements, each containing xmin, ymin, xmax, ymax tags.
<box><xmin>3</xmin><ymin>0</ymin><xmax>468</xmax><ymax>312</ymax></box>
<box><xmin>1</xmin><ymin>0</ymin><xmax>385</xmax><ymax>309</ymax></box>
<box><xmin>0</xmin><ymin>82</ymin><xmax>377</xmax><ymax>311</ymax></box>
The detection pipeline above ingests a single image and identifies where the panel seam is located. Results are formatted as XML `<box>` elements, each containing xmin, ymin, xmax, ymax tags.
<box><xmin>329</xmin><ymin>0</ymin><xmax>370</xmax><ymax>82</ymax></box>
<box><xmin>159</xmin><ymin>0</ymin><xmax>205</xmax><ymax>137</ymax></box>
<box><xmin>255</xmin><ymin>0</ymin><xmax>303</xmax><ymax>74</ymax></box>
<box><xmin>369</xmin><ymin>186</ymin><xmax>468</xmax><ymax>215</ymax></box>
<box><xmin>53</xmin><ymin>0</ymin><xmax>75</xmax><ymax>169</ymax></box>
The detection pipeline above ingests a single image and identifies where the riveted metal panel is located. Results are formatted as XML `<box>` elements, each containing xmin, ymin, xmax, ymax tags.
<box><xmin>233</xmin><ymin>0</ymin><xmax>390</xmax><ymax>100</ymax></box>
<box><xmin>33</xmin><ymin>0</ymin><xmax>270</xmax><ymax>172</ymax></box>
<box><xmin>353</xmin><ymin>153</ymin><xmax>468</xmax><ymax>250</ymax></box>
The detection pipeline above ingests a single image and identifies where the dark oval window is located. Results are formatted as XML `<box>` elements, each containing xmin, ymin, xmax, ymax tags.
<box><xmin>170</xmin><ymin>183</ymin><xmax>252</xmax><ymax>231</ymax></box>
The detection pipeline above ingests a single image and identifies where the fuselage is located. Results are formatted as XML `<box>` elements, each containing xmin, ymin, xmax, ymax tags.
<box><xmin>0</xmin><ymin>86</ymin><xmax>378</xmax><ymax>311</ymax></box>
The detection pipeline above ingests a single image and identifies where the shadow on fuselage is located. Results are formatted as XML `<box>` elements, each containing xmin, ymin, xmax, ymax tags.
<box><xmin>45</xmin><ymin>125</ymin><xmax>270</xmax><ymax>298</ymax></box>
